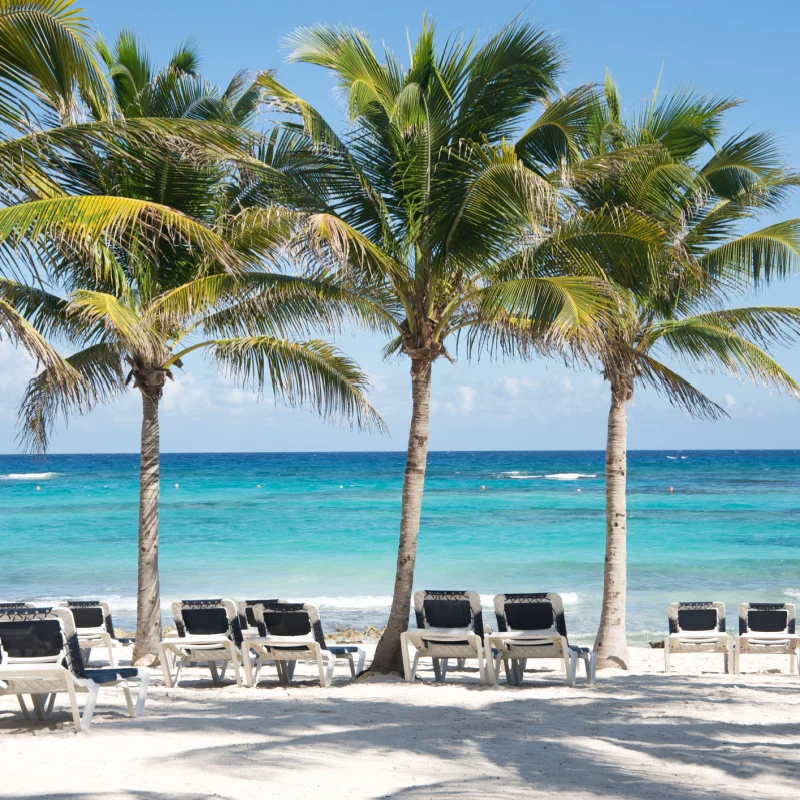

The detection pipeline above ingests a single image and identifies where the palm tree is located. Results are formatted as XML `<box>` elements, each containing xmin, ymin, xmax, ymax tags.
<box><xmin>513</xmin><ymin>75</ymin><xmax>800</xmax><ymax>668</ymax></box>
<box><xmin>250</xmin><ymin>18</ymin><xmax>613</xmax><ymax>671</ymax></box>
<box><xmin>0</xmin><ymin>2</ymin><xmax>248</xmax><ymax>421</ymax></box>
<box><xmin>13</xmin><ymin>32</ymin><xmax>383</xmax><ymax>665</ymax></box>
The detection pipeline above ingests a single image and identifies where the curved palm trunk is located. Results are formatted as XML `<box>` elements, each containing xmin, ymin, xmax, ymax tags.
<box><xmin>594</xmin><ymin>376</ymin><xmax>631</xmax><ymax>669</ymax></box>
<box><xmin>131</xmin><ymin>388</ymin><xmax>162</xmax><ymax>665</ymax></box>
<box><xmin>370</xmin><ymin>358</ymin><xmax>432</xmax><ymax>673</ymax></box>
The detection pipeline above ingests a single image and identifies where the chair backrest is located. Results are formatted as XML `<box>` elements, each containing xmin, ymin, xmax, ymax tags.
<box><xmin>237</xmin><ymin>599</ymin><xmax>281</xmax><ymax>631</ymax></box>
<box><xmin>739</xmin><ymin>603</ymin><xmax>795</xmax><ymax>635</ymax></box>
<box><xmin>414</xmin><ymin>591</ymin><xmax>484</xmax><ymax>640</ymax></box>
<box><xmin>0</xmin><ymin>607</ymin><xmax>87</xmax><ymax>677</ymax></box>
<box><xmin>61</xmin><ymin>600</ymin><xmax>115</xmax><ymax>636</ymax></box>
<box><xmin>171</xmin><ymin>600</ymin><xmax>243</xmax><ymax>647</ymax></box>
<box><xmin>251</xmin><ymin>602</ymin><xmax>327</xmax><ymax>648</ymax></box>
<box><xmin>494</xmin><ymin>593</ymin><xmax>568</xmax><ymax>638</ymax></box>
<box><xmin>668</xmin><ymin>602</ymin><xmax>726</xmax><ymax>634</ymax></box>
<box><xmin>0</xmin><ymin>602</ymin><xmax>35</xmax><ymax>611</ymax></box>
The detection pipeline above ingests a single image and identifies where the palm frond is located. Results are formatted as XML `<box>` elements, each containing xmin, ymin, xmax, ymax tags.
<box><xmin>208</xmin><ymin>335</ymin><xmax>385</xmax><ymax>432</ymax></box>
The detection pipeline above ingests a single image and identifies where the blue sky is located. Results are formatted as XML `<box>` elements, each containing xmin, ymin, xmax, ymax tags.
<box><xmin>2</xmin><ymin>0</ymin><xmax>800</xmax><ymax>454</ymax></box>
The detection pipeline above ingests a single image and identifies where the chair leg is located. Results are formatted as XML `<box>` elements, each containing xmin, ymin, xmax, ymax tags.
<box><xmin>457</xmin><ymin>658</ymin><xmax>466</xmax><ymax>669</ymax></box>
<box><xmin>158</xmin><ymin>643</ymin><xmax>174</xmax><ymax>688</ymax></box>
<box><xmin>17</xmin><ymin>695</ymin><xmax>30</xmax><ymax>719</ymax></box>
<box><xmin>345</xmin><ymin>653</ymin><xmax>355</xmax><ymax>677</ymax></box>
<box><xmin>441</xmin><ymin>658</ymin><xmax>449</xmax><ymax>681</ymax></box>
<box><xmin>122</xmin><ymin>685</ymin><xmax>135</xmax><ymax>717</ymax></box>
<box><xmin>31</xmin><ymin>694</ymin><xmax>45</xmax><ymax>721</ymax></box>
<box><xmin>432</xmin><ymin>658</ymin><xmax>443</xmax><ymax>682</ymax></box>
<box><xmin>209</xmin><ymin>660</ymin><xmax>220</xmax><ymax>683</ymax></box>
<box><xmin>229</xmin><ymin>646</ymin><xmax>242</xmax><ymax>688</ymax></box>
<box><xmin>104</xmin><ymin>633</ymin><xmax>117</xmax><ymax>668</ymax></box>
<box><xmin>356</xmin><ymin>649</ymin><xmax>366</xmax><ymax>674</ymax></box>
<box><xmin>511</xmin><ymin>659</ymin><xmax>523</xmax><ymax>686</ymax></box>
<box><xmin>81</xmin><ymin>683</ymin><xmax>99</xmax><ymax>732</ymax></box>
<box><xmin>44</xmin><ymin>693</ymin><xmax>56</xmax><ymax>717</ymax></box>
<box><xmin>324</xmin><ymin>652</ymin><xmax>336</xmax><ymax>687</ymax></box>
<box><xmin>66</xmin><ymin>682</ymin><xmax>82</xmax><ymax>734</ymax></box>
<box><xmin>664</xmin><ymin>640</ymin><xmax>671</xmax><ymax>674</ymax></box>
<box><xmin>589</xmin><ymin>651</ymin><xmax>597</xmax><ymax>684</ymax></box>
<box><xmin>135</xmin><ymin>671</ymin><xmax>149</xmax><ymax>716</ymax></box>
<box><xmin>503</xmin><ymin>657</ymin><xmax>514</xmax><ymax>685</ymax></box>
<box><xmin>81</xmin><ymin>648</ymin><xmax>92</xmax><ymax>666</ymax></box>
<box><xmin>566</xmin><ymin>651</ymin><xmax>577</xmax><ymax>688</ymax></box>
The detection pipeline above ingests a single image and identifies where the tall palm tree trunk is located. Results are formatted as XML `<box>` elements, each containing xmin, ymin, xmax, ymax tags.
<box><xmin>594</xmin><ymin>374</ymin><xmax>631</xmax><ymax>669</ymax></box>
<box><xmin>370</xmin><ymin>358</ymin><xmax>432</xmax><ymax>673</ymax></box>
<box><xmin>132</xmin><ymin>387</ymin><xmax>162</xmax><ymax>665</ymax></box>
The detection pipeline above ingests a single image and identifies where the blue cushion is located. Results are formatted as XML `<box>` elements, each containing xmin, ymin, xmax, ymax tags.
<box><xmin>327</xmin><ymin>646</ymin><xmax>360</xmax><ymax>654</ymax></box>
<box><xmin>85</xmin><ymin>668</ymin><xmax>140</xmax><ymax>684</ymax></box>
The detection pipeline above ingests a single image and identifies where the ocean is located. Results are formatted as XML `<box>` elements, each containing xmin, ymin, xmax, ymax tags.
<box><xmin>2</xmin><ymin>450</ymin><xmax>798</xmax><ymax>644</ymax></box>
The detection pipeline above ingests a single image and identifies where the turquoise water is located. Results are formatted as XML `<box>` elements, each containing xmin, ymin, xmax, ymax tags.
<box><xmin>2</xmin><ymin>450</ymin><xmax>799</xmax><ymax>643</ymax></box>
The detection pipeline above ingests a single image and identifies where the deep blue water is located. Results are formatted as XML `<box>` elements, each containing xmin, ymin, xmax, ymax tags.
<box><xmin>2</xmin><ymin>450</ymin><xmax>799</xmax><ymax>643</ymax></box>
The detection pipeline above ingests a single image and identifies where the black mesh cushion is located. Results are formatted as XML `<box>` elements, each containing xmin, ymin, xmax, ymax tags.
<box><xmin>85</xmin><ymin>667</ymin><xmax>139</xmax><ymax>683</ymax></box>
<box><xmin>0</xmin><ymin>619</ymin><xmax>63</xmax><ymax>659</ymax></box>
<box><xmin>245</xmin><ymin>600</ymin><xmax>279</xmax><ymax>628</ymax></box>
<box><xmin>748</xmin><ymin>609</ymin><xmax>788</xmax><ymax>633</ymax></box>
<box><xmin>678</xmin><ymin>609</ymin><xmax>718</xmax><ymax>631</ymax></box>
<box><xmin>263</xmin><ymin>610</ymin><xmax>312</xmax><ymax>637</ymax></box>
<box><xmin>182</xmin><ymin>607</ymin><xmax>229</xmax><ymax>635</ymax></box>
<box><xmin>423</xmin><ymin>599</ymin><xmax>471</xmax><ymax>629</ymax></box>
<box><xmin>70</xmin><ymin>607</ymin><xmax>105</xmax><ymax>629</ymax></box>
<box><xmin>505</xmin><ymin>602</ymin><xmax>554</xmax><ymax>631</ymax></box>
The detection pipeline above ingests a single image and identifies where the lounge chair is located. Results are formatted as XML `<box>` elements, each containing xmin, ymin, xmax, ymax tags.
<box><xmin>157</xmin><ymin>599</ymin><xmax>246</xmax><ymax>688</ymax></box>
<box><xmin>0</xmin><ymin>607</ymin><xmax>148</xmax><ymax>733</ymax></box>
<box><xmin>489</xmin><ymin>593</ymin><xmax>595</xmax><ymax>686</ymax></box>
<box><xmin>243</xmin><ymin>601</ymin><xmax>366</xmax><ymax>687</ymax></box>
<box><xmin>401</xmin><ymin>590</ymin><xmax>493</xmax><ymax>684</ymax></box>
<box><xmin>734</xmin><ymin>602</ymin><xmax>799</xmax><ymax>674</ymax></box>
<box><xmin>664</xmin><ymin>601</ymin><xmax>732</xmax><ymax>673</ymax></box>
<box><xmin>60</xmin><ymin>600</ymin><xmax>128</xmax><ymax>666</ymax></box>
<box><xmin>237</xmin><ymin>598</ymin><xmax>282</xmax><ymax>639</ymax></box>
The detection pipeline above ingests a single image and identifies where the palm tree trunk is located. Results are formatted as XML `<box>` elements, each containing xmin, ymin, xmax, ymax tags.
<box><xmin>594</xmin><ymin>375</ymin><xmax>631</xmax><ymax>669</ymax></box>
<box><xmin>370</xmin><ymin>358</ymin><xmax>432</xmax><ymax>673</ymax></box>
<box><xmin>131</xmin><ymin>388</ymin><xmax>162</xmax><ymax>665</ymax></box>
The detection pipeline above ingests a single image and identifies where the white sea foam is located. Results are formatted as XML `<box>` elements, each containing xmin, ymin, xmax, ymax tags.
<box><xmin>0</xmin><ymin>472</ymin><xmax>59</xmax><ymax>480</ymax></box>
<box><xmin>289</xmin><ymin>595</ymin><xmax>394</xmax><ymax>609</ymax></box>
<box><xmin>666</xmin><ymin>456</ymin><xmax>677</xmax><ymax>460</ymax></box>
<box><xmin>544</xmin><ymin>473</ymin><xmax>596</xmax><ymax>481</ymax></box>
<box><xmin>480</xmin><ymin>592</ymin><xmax>580</xmax><ymax>606</ymax></box>
<box><xmin>784</xmin><ymin>588</ymin><xmax>800</xmax><ymax>599</ymax></box>
<box><xmin>497</xmin><ymin>471</ymin><xmax>543</xmax><ymax>479</ymax></box>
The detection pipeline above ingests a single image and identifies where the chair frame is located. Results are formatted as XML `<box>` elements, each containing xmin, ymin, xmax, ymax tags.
<box><xmin>489</xmin><ymin>593</ymin><xmax>595</xmax><ymax>687</ymax></box>
<box><xmin>664</xmin><ymin>602</ymin><xmax>732</xmax><ymax>674</ymax></box>
<box><xmin>0</xmin><ymin>607</ymin><xmax>148</xmax><ymax>733</ymax></box>
<box><xmin>734</xmin><ymin>602</ymin><xmax>799</xmax><ymax>675</ymax></box>
<box><xmin>158</xmin><ymin>599</ymin><xmax>245</xmax><ymax>688</ymax></box>
<box><xmin>243</xmin><ymin>602</ymin><xmax>365</xmax><ymax>688</ymax></box>
<box><xmin>401</xmin><ymin>591</ymin><xmax>493</xmax><ymax>685</ymax></box>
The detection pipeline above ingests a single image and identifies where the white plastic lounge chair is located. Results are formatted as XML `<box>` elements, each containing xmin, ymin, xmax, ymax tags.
<box><xmin>0</xmin><ymin>607</ymin><xmax>148</xmax><ymax>733</ymax></box>
<box><xmin>734</xmin><ymin>602</ymin><xmax>799</xmax><ymax>674</ymax></box>
<box><xmin>401</xmin><ymin>590</ymin><xmax>493</xmax><ymax>685</ymax></box>
<box><xmin>489</xmin><ymin>593</ymin><xmax>595</xmax><ymax>686</ymax></box>
<box><xmin>60</xmin><ymin>600</ymin><xmax>129</xmax><ymax>666</ymax></box>
<box><xmin>157</xmin><ymin>599</ymin><xmax>246</xmax><ymax>688</ymax></box>
<box><xmin>664</xmin><ymin>601</ymin><xmax>732</xmax><ymax>673</ymax></box>
<box><xmin>243</xmin><ymin>602</ymin><xmax>366</xmax><ymax>688</ymax></box>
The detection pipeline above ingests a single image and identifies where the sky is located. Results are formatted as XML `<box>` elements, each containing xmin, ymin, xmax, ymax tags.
<box><xmin>2</xmin><ymin>0</ymin><xmax>800</xmax><ymax>454</ymax></box>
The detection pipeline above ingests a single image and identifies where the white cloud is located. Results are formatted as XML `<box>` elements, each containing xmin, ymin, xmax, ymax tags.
<box><xmin>458</xmin><ymin>385</ymin><xmax>477</xmax><ymax>415</ymax></box>
<box><xmin>724</xmin><ymin>393</ymin><xmax>736</xmax><ymax>409</ymax></box>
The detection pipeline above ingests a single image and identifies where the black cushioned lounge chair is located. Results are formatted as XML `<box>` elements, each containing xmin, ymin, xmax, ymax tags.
<box><xmin>734</xmin><ymin>602</ymin><xmax>798</xmax><ymax>674</ymax></box>
<box><xmin>158</xmin><ymin>599</ymin><xmax>246</xmax><ymax>687</ymax></box>
<box><xmin>243</xmin><ymin>602</ymin><xmax>366</xmax><ymax>687</ymax></box>
<box><xmin>236</xmin><ymin>598</ymin><xmax>282</xmax><ymax>639</ymax></box>
<box><xmin>401</xmin><ymin>590</ymin><xmax>492</xmax><ymax>684</ymax></box>
<box><xmin>0</xmin><ymin>607</ymin><xmax>148</xmax><ymax>733</ymax></box>
<box><xmin>489</xmin><ymin>593</ymin><xmax>595</xmax><ymax>686</ymax></box>
<box><xmin>60</xmin><ymin>600</ymin><xmax>128</xmax><ymax>666</ymax></box>
<box><xmin>664</xmin><ymin>601</ymin><xmax>731</xmax><ymax>673</ymax></box>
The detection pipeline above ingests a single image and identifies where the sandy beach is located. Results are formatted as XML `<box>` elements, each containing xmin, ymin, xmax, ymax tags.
<box><xmin>1</xmin><ymin>645</ymin><xmax>798</xmax><ymax>800</ymax></box>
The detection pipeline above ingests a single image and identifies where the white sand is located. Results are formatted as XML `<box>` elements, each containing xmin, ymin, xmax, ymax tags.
<box><xmin>2</xmin><ymin>645</ymin><xmax>799</xmax><ymax>799</ymax></box>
